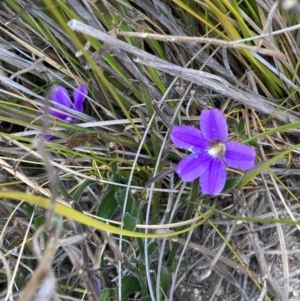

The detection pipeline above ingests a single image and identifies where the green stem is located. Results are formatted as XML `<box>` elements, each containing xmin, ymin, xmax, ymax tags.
<box><xmin>237</xmin><ymin>142</ymin><xmax>300</xmax><ymax>188</ymax></box>
<box><xmin>243</xmin><ymin>120</ymin><xmax>300</xmax><ymax>143</ymax></box>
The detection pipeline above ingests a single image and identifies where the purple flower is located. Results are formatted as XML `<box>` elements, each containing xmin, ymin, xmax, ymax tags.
<box><xmin>42</xmin><ymin>85</ymin><xmax>88</xmax><ymax>139</ymax></box>
<box><xmin>171</xmin><ymin>109</ymin><xmax>256</xmax><ymax>195</ymax></box>
<box><xmin>49</xmin><ymin>85</ymin><xmax>88</xmax><ymax>122</ymax></box>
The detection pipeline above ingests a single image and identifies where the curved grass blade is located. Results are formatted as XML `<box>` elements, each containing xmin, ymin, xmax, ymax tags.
<box><xmin>1</xmin><ymin>191</ymin><xmax>211</xmax><ymax>238</ymax></box>
<box><xmin>237</xmin><ymin>142</ymin><xmax>300</xmax><ymax>189</ymax></box>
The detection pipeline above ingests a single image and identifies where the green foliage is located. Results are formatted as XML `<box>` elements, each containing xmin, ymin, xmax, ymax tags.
<box><xmin>115</xmin><ymin>189</ymin><xmax>142</xmax><ymax>221</ymax></box>
<box><xmin>72</xmin><ymin>179</ymin><xmax>98</xmax><ymax>202</ymax></box>
<box><xmin>123</xmin><ymin>212</ymin><xmax>137</xmax><ymax>231</ymax></box>
<box><xmin>120</xmin><ymin>276</ymin><xmax>141</xmax><ymax>301</ymax></box>
<box><xmin>159</xmin><ymin>265</ymin><xmax>170</xmax><ymax>300</ymax></box>
<box><xmin>100</xmin><ymin>288</ymin><xmax>116</xmax><ymax>301</ymax></box>
<box><xmin>222</xmin><ymin>178</ymin><xmax>240</xmax><ymax>191</ymax></box>
<box><xmin>97</xmin><ymin>188</ymin><xmax>118</xmax><ymax>219</ymax></box>
<box><xmin>33</xmin><ymin>215</ymin><xmax>44</xmax><ymax>230</ymax></box>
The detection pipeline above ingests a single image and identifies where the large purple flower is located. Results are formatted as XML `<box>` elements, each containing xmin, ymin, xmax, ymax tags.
<box><xmin>49</xmin><ymin>85</ymin><xmax>88</xmax><ymax>122</ymax></box>
<box><xmin>171</xmin><ymin>109</ymin><xmax>256</xmax><ymax>195</ymax></box>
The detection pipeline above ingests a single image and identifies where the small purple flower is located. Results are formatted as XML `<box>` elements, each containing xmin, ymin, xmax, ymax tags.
<box><xmin>171</xmin><ymin>109</ymin><xmax>256</xmax><ymax>195</ymax></box>
<box><xmin>49</xmin><ymin>85</ymin><xmax>88</xmax><ymax>122</ymax></box>
<box><xmin>42</xmin><ymin>85</ymin><xmax>88</xmax><ymax>139</ymax></box>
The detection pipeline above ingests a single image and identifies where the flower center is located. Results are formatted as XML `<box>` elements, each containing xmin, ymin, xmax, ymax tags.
<box><xmin>208</xmin><ymin>142</ymin><xmax>226</xmax><ymax>158</ymax></box>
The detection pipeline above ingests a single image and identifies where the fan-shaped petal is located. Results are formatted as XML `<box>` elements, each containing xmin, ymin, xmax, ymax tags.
<box><xmin>50</xmin><ymin>86</ymin><xmax>72</xmax><ymax>119</ymax></box>
<box><xmin>73</xmin><ymin>85</ymin><xmax>88</xmax><ymax>112</ymax></box>
<box><xmin>224</xmin><ymin>142</ymin><xmax>255</xmax><ymax>170</ymax></box>
<box><xmin>200</xmin><ymin>159</ymin><xmax>226</xmax><ymax>195</ymax></box>
<box><xmin>171</xmin><ymin>126</ymin><xmax>208</xmax><ymax>152</ymax></box>
<box><xmin>200</xmin><ymin>109</ymin><xmax>228</xmax><ymax>142</ymax></box>
<box><xmin>176</xmin><ymin>152</ymin><xmax>211</xmax><ymax>182</ymax></box>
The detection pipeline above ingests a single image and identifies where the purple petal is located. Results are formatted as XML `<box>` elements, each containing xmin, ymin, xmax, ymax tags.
<box><xmin>73</xmin><ymin>85</ymin><xmax>88</xmax><ymax>112</ymax></box>
<box><xmin>171</xmin><ymin>126</ymin><xmax>208</xmax><ymax>151</ymax></box>
<box><xmin>50</xmin><ymin>86</ymin><xmax>72</xmax><ymax>119</ymax></box>
<box><xmin>176</xmin><ymin>152</ymin><xmax>211</xmax><ymax>182</ymax></box>
<box><xmin>200</xmin><ymin>109</ymin><xmax>228</xmax><ymax>142</ymax></box>
<box><xmin>224</xmin><ymin>142</ymin><xmax>255</xmax><ymax>170</ymax></box>
<box><xmin>200</xmin><ymin>158</ymin><xmax>226</xmax><ymax>195</ymax></box>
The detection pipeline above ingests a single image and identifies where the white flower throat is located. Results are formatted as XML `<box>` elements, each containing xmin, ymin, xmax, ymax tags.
<box><xmin>208</xmin><ymin>142</ymin><xmax>226</xmax><ymax>158</ymax></box>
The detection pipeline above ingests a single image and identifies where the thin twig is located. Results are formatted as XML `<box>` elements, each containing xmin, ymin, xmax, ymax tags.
<box><xmin>115</xmin><ymin>31</ymin><xmax>285</xmax><ymax>59</ymax></box>
<box><xmin>16</xmin><ymin>226</ymin><xmax>59</xmax><ymax>301</ymax></box>
<box><xmin>63</xmin><ymin>245</ymin><xmax>99</xmax><ymax>301</ymax></box>
<box><xmin>10</xmin><ymin>57</ymin><xmax>45</xmax><ymax>80</ymax></box>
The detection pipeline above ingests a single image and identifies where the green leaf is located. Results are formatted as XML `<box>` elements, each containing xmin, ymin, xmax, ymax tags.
<box><xmin>159</xmin><ymin>265</ymin><xmax>170</xmax><ymax>300</ymax></box>
<box><xmin>97</xmin><ymin>189</ymin><xmax>118</xmax><ymax>219</ymax></box>
<box><xmin>123</xmin><ymin>257</ymin><xmax>148</xmax><ymax>296</ymax></box>
<box><xmin>34</xmin><ymin>215</ymin><xmax>44</xmax><ymax>230</ymax></box>
<box><xmin>72</xmin><ymin>179</ymin><xmax>97</xmax><ymax>202</ymax></box>
<box><xmin>100</xmin><ymin>288</ymin><xmax>109</xmax><ymax>301</ymax></box>
<box><xmin>148</xmin><ymin>241</ymin><xmax>160</xmax><ymax>255</ymax></box>
<box><xmin>23</xmin><ymin>203</ymin><xmax>34</xmax><ymax>216</ymax></box>
<box><xmin>123</xmin><ymin>212</ymin><xmax>137</xmax><ymax>231</ymax></box>
<box><xmin>248</xmin><ymin>140</ymin><xmax>258</xmax><ymax>147</ymax></box>
<box><xmin>223</xmin><ymin>177</ymin><xmax>240</xmax><ymax>191</ymax></box>
<box><xmin>100</xmin><ymin>288</ymin><xmax>116</xmax><ymax>301</ymax></box>
<box><xmin>115</xmin><ymin>189</ymin><xmax>135</xmax><ymax>215</ymax></box>
<box><xmin>121</xmin><ymin>276</ymin><xmax>141</xmax><ymax>300</ymax></box>
<box><xmin>237</xmin><ymin>118</ymin><xmax>246</xmax><ymax>137</ymax></box>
